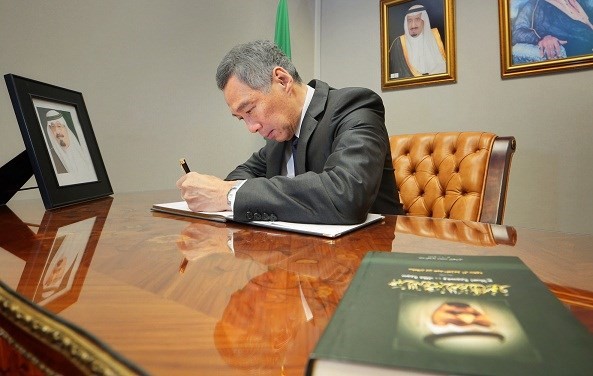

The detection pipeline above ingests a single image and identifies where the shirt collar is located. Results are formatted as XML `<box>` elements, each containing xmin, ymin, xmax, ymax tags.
<box><xmin>295</xmin><ymin>85</ymin><xmax>314</xmax><ymax>138</ymax></box>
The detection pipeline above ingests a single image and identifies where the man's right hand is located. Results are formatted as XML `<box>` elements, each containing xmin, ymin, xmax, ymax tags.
<box><xmin>176</xmin><ymin>172</ymin><xmax>236</xmax><ymax>212</ymax></box>
<box><xmin>538</xmin><ymin>35</ymin><xmax>567</xmax><ymax>60</ymax></box>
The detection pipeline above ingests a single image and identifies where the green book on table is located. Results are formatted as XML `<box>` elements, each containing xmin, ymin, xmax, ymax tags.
<box><xmin>306</xmin><ymin>252</ymin><xmax>593</xmax><ymax>376</ymax></box>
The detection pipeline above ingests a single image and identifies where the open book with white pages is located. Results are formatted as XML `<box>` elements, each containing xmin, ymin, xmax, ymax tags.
<box><xmin>151</xmin><ymin>201</ymin><xmax>384</xmax><ymax>238</ymax></box>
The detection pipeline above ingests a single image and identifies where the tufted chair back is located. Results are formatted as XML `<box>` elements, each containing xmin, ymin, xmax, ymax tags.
<box><xmin>390</xmin><ymin>132</ymin><xmax>515</xmax><ymax>224</ymax></box>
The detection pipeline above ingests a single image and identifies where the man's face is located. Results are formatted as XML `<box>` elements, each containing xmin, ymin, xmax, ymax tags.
<box><xmin>406</xmin><ymin>13</ymin><xmax>424</xmax><ymax>37</ymax></box>
<box><xmin>49</xmin><ymin>121</ymin><xmax>70</xmax><ymax>149</ymax></box>
<box><xmin>223</xmin><ymin>74</ymin><xmax>299</xmax><ymax>143</ymax></box>
<box><xmin>432</xmin><ymin>302</ymin><xmax>492</xmax><ymax>327</ymax></box>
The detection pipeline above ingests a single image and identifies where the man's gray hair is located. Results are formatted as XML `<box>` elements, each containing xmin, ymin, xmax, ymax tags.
<box><xmin>215</xmin><ymin>40</ymin><xmax>302</xmax><ymax>91</ymax></box>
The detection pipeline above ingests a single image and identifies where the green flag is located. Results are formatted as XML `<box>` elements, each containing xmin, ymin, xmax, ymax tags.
<box><xmin>274</xmin><ymin>0</ymin><xmax>291</xmax><ymax>59</ymax></box>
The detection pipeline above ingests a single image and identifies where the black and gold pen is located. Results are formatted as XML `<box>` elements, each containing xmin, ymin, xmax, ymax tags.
<box><xmin>179</xmin><ymin>158</ymin><xmax>191</xmax><ymax>173</ymax></box>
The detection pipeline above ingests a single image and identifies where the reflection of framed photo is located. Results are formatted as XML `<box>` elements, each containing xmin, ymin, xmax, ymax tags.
<box><xmin>380</xmin><ymin>0</ymin><xmax>456</xmax><ymax>90</ymax></box>
<box><xmin>33</xmin><ymin>217</ymin><xmax>96</xmax><ymax>307</ymax></box>
<box><xmin>15</xmin><ymin>197</ymin><xmax>113</xmax><ymax>313</ymax></box>
<box><xmin>499</xmin><ymin>0</ymin><xmax>593</xmax><ymax>78</ymax></box>
<box><xmin>4</xmin><ymin>74</ymin><xmax>112</xmax><ymax>209</ymax></box>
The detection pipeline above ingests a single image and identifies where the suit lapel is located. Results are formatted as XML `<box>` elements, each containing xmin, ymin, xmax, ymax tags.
<box><xmin>294</xmin><ymin>80</ymin><xmax>329</xmax><ymax>175</ymax></box>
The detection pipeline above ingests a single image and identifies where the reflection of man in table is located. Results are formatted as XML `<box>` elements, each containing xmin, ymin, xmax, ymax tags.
<box><xmin>46</xmin><ymin>110</ymin><xmax>96</xmax><ymax>182</ymax></box>
<box><xmin>389</xmin><ymin>4</ymin><xmax>446</xmax><ymax>78</ymax></box>
<box><xmin>173</xmin><ymin>220</ymin><xmax>390</xmax><ymax>373</ymax></box>
<box><xmin>39</xmin><ymin>224</ymin><xmax>89</xmax><ymax>305</ymax></box>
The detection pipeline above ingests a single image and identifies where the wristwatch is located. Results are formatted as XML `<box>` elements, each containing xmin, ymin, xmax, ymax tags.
<box><xmin>227</xmin><ymin>183</ymin><xmax>240</xmax><ymax>207</ymax></box>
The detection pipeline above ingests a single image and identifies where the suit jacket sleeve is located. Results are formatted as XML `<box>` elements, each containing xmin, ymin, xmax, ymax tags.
<box><xmin>226</xmin><ymin>81</ymin><xmax>395</xmax><ymax>225</ymax></box>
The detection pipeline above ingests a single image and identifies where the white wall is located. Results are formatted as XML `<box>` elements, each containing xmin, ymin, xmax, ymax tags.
<box><xmin>0</xmin><ymin>0</ymin><xmax>315</xmax><ymax>197</ymax></box>
<box><xmin>319</xmin><ymin>0</ymin><xmax>593</xmax><ymax>235</ymax></box>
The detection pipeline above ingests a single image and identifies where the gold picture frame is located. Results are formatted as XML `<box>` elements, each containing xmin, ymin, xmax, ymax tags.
<box><xmin>499</xmin><ymin>0</ymin><xmax>593</xmax><ymax>78</ymax></box>
<box><xmin>380</xmin><ymin>0</ymin><xmax>456</xmax><ymax>90</ymax></box>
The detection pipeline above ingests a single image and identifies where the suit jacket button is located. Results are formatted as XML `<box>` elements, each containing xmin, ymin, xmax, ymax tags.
<box><xmin>254</xmin><ymin>212</ymin><xmax>262</xmax><ymax>220</ymax></box>
<box><xmin>246</xmin><ymin>211</ymin><xmax>254</xmax><ymax>220</ymax></box>
<box><xmin>262</xmin><ymin>213</ymin><xmax>270</xmax><ymax>221</ymax></box>
<box><xmin>270</xmin><ymin>214</ymin><xmax>278</xmax><ymax>221</ymax></box>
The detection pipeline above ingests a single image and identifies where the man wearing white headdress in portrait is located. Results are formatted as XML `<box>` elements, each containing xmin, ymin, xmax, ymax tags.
<box><xmin>389</xmin><ymin>4</ymin><xmax>447</xmax><ymax>78</ymax></box>
<box><xmin>46</xmin><ymin>110</ymin><xmax>97</xmax><ymax>184</ymax></box>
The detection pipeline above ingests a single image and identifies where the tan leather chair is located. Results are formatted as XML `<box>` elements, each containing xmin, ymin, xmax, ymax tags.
<box><xmin>390</xmin><ymin>132</ymin><xmax>515</xmax><ymax>224</ymax></box>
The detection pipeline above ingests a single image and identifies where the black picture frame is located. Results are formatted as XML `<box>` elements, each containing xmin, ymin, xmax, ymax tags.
<box><xmin>4</xmin><ymin>74</ymin><xmax>112</xmax><ymax>209</ymax></box>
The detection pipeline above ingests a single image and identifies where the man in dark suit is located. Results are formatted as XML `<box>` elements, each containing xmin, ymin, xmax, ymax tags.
<box><xmin>177</xmin><ymin>40</ymin><xmax>403</xmax><ymax>224</ymax></box>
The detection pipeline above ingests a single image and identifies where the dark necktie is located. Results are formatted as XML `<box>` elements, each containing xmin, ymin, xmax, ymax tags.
<box><xmin>291</xmin><ymin>136</ymin><xmax>299</xmax><ymax>172</ymax></box>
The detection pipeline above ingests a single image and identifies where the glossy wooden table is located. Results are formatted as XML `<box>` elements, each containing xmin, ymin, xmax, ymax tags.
<box><xmin>1</xmin><ymin>191</ymin><xmax>592</xmax><ymax>375</ymax></box>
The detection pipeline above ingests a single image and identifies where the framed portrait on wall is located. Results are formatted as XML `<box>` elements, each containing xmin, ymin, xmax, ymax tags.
<box><xmin>4</xmin><ymin>74</ymin><xmax>112</xmax><ymax>209</ymax></box>
<box><xmin>380</xmin><ymin>0</ymin><xmax>456</xmax><ymax>90</ymax></box>
<box><xmin>499</xmin><ymin>0</ymin><xmax>593</xmax><ymax>78</ymax></box>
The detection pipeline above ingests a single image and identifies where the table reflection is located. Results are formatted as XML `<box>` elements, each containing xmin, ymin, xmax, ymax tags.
<box><xmin>174</xmin><ymin>219</ymin><xmax>396</xmax><ymax>374</ymax></box>
<box><xmin>395</xmin><ymin>216</ymin><xmax>517</xmax><ymax>246</ymax></box>
<box><xmin>0</xmin><ymin>197</ymin><xmax>112</xmax><ymax>312</ymax></box>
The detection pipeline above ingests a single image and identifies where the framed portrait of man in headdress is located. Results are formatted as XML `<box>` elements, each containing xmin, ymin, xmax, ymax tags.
<box><xmin>380</xmin><ymin>0</ymin><xmax>457</xmax><ymax>90</ymax></box>
<box><xmin>499</xmin><ymin>0</ymin><xmax>593</xmax><ymax>78</ymax></box>
<box><xmin>34</xmin><ymin>101</ymin><xmax>98</xmax><ymax>186</ymax></box>
<box><xmin>4</xmin><ymin>74</ymin><xmax>112</xmax><ymax>209</ymax></box>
